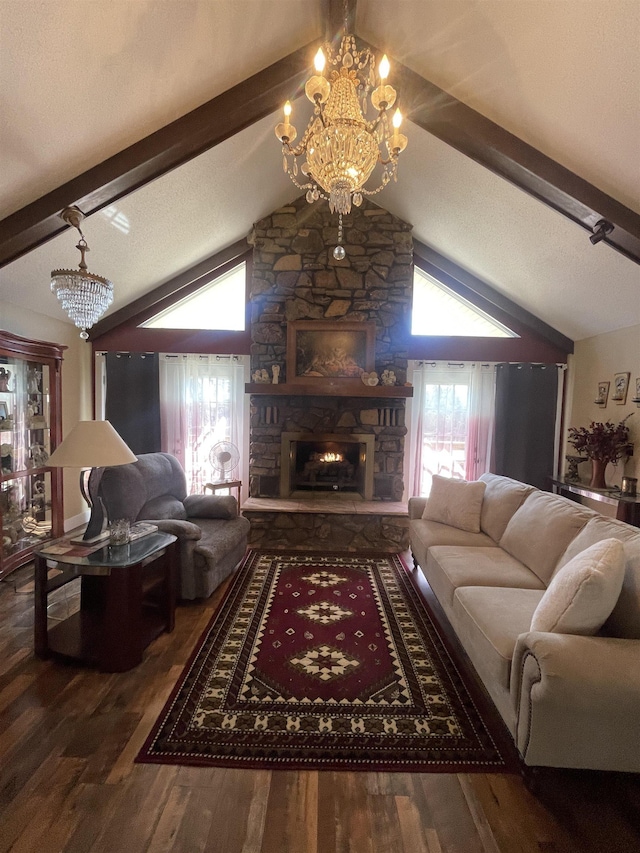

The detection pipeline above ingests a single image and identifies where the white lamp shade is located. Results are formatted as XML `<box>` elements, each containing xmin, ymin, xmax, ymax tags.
<box><xmin>47</xmin><ymin>420</ymin><xmax>137</xmax><ymax>468</ymax></box>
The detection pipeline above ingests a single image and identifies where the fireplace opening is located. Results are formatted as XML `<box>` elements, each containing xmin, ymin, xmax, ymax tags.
<box><xmin>280</xmin><ymin>432</ymin><xmax>375</xmax><ymax>500</ymax></box>
<box><xmin>295</xmin><ymin>440</ymin><xmax>361</xmax><ymax>493</ymax></box>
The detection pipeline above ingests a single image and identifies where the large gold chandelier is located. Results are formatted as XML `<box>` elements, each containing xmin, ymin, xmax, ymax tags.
<box><xmin>275</xmin><ymin>32</ymin><xmax>407</xmax><ymax>259</ymax></box>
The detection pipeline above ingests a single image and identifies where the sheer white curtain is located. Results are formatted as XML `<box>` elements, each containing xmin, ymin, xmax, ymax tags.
<box><xmin>409</xmin><ymin>361</ymin><xmax>496</xmax><ymax>496</ymax></box>
<box><xmin>159</xmin><ymin>355</ymin><xmax>246</xmax><ymax>494</ymax></box>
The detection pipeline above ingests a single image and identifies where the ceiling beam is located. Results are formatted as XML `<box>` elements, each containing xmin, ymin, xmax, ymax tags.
<box><xmin>1</xmin><ymin>26</ymin><xmax>638</xmax><ymax>270</ymax></box>
<box><xmin>0</xmin><ymin>45</ymin><xmax>313</xmax><ymax>268</ymax></box>
<box><xmin>362</xmin><ymin>41</ymin><xmax>640</xmax><ymax>265</ymax></box>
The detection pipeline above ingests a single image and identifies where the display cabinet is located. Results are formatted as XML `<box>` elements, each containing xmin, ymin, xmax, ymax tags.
<box><xmin>0</xmin><ymin>331</ymin><xmax>66</xmax><ymax>580</ymax></box>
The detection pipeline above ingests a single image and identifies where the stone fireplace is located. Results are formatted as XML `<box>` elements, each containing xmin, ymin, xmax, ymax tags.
<box><xmin>247</xmin><ymin>195</ymin><xmax>413</xmax><ymax>502</ymax></box>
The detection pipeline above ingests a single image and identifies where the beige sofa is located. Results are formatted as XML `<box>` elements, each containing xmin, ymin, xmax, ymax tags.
<box><xmin>409</xmin><ymin>473</ymin><xmax>640</xmax><ymax>772</ymax></box>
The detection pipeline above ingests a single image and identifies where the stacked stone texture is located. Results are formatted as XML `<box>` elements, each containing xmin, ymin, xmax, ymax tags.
<box><xmin>247</xmin><ymin>195</ymin><xmax>413</xmax><ymax>501</ymax></box>
<box><xmin>245</xmin><ymin>509</ymin><xmax>410</xmax><ymax>553</ymax></box>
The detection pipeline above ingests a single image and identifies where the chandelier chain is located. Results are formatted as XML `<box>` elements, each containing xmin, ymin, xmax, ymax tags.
<box><xmin>50</xmin><ymin>206</ymin><xmax>114</xmax><ymax>339</ymax></box>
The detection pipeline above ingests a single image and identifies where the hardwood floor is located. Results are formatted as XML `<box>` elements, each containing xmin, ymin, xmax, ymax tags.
<box><xmin>1</xmin><ymin>558</ymin><xmax>639</xmax><ymax>853</ymax></box>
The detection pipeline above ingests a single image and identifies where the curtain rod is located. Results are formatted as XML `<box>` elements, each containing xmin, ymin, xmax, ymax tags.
<box><xmin>162</xmin><ymin>354</ymin><xmax>241</xmax><ymax>361</ymax></box>
<box><xmin>97</xmin><ymin>352</ymin><xmax>241</xmax><ymax>361</ymax></box>
<box><xmin>415</xmin><ymin>361</ymin><xmax>493</xmax><ymax>368</ymax></box>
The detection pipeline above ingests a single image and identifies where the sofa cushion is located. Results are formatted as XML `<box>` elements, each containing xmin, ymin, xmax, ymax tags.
<box><xmin>554</xmin><ymin>516</ymin><xmax>640</xmax><ymax>640</ymax></box>
<box><xmin>425</xmin><ymin>545</ymin><xmax>545</xmax><ymax>612</ymax></box>
<box><xmin>184</xmin><ymin>494</ymin><xmax>237</xmax><ymax>519</ymax></box>
<box><xmin>478</xmin><ymin>473</ymin><xmax>534</xmax><ymax>542</ymax></box>
<box><xmin>530</xmin><ymin>538</ymin><xmax>625</xmax><ymax>636</ymax></box>
<box><xmin>97</xmin><ymin>452</ymin><xmax>188</xmax><ymax>521</ymax></box>
<box><xmin>139</xmin><ymin>496</ymin><xmax>187</xmax><ymax>520</ymax></box>
<box><xmin>500</xmin><ymin>491</ymin><xmax>594</xmax><ymax>585</ymax></box>
<box><xmin>410</xmin><ymin>519</ymin><xmax>496</xmax><ymax>577</ymax></box>
<box><xmin>195</xmin><ymin>516</ymin><xmax>250</xmax><ymax>557</ymax></box>
<box><xmin>411</xmin><ymin>519</ymin><xmax>496</xmax><ymax>553</ymax></box>
<box><xmin>422</xmin><ymin>475</ymin><xmax>486</xmax><ymax>533</ymax></box>
<box><xmin>452</xmin><ymin>587</ymin><xmax>544</xmax><ymax>729</ymax></box>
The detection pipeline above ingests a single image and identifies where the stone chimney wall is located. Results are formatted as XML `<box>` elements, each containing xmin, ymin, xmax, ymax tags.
<box><xmin>247</xmin><ymin>195</ymin><xmax>413</xmax><ymax>500</ymax></box>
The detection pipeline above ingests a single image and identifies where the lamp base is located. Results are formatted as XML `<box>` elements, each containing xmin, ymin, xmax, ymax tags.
<box><xmin>70</xmin><ymin>529</ymin><xmax>111</xmax><ymax>546</ymax></box>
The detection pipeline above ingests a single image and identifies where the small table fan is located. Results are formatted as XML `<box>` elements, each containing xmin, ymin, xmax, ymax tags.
<box><xmin>209</xmin><ymin>441</ymin><xmax>240</xmax><ymax>482</ymax></box>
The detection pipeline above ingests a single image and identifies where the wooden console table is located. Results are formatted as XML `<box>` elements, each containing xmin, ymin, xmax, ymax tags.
<box><xmin>551</xmin><ymin>478</ymin><xmax>640</xmax><ymax>527</ymax></box>
<box><xmin>34</xmin><ymin>531</ymin><xmax>177</xmax><ymax>672</ymax></box>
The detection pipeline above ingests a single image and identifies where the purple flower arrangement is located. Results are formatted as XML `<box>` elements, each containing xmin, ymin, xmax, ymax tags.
<box><xmin>568</xmin><ymin>414</ymin><xmax>633</xmax><ymax>463</ymax></box>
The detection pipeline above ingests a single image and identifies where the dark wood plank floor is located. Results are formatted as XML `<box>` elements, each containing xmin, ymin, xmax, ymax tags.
<box><xmin>1</xmin><ymin>556</ymin><xmax>639</xmax><ymax>853</ymax></box>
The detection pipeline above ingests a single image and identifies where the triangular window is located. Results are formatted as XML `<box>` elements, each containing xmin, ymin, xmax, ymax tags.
<box><xmin>140</xmin><ymin>262</ymin><xmax>246</xmax><ymax>330</ymax></box>
<box><xmin>411</xmin><ymin>267</ymin><xmax>517</xmax><ymax>337</ymax></box>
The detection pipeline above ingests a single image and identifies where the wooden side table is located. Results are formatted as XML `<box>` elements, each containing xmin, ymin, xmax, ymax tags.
<box><xmin>34</xmin><ymin>532</ymin><xmax>177</xmax><ymax>672</ymax></box>
<box><xmin>204</xmin><ymin>479</ymin><xmax>242</xmax><ymax>505</ymax></box>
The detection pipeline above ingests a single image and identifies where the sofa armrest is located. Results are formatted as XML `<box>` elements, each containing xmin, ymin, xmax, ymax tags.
<box><xmin>184</xmin><ymin>494</ymin><xmax>238</xmax><ymax>519</ymax></box>
<box><xmin>408</xmin><ymin>497</ymin><xmax>427</xmax><ymax>520</ymax></box>
<box><xmin>511</xmin><ymin>631</ymin><xmax>640</xmax><ymax>771</ymax></box>
<box><xmin>152</xmin><ymin>518</ymin><xmax>203</xmax><ymax>540</ymax></box>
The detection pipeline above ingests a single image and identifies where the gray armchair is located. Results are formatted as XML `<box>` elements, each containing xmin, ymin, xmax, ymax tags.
<box><xmin>94</xmin><ymin>452</ymin><xmax>250</xmax><ymax>599</ymax></box>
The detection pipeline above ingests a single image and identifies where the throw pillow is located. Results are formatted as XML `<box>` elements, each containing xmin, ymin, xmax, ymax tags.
<box><xmin>421</xmin><ymin>475</ymin><xmax>486</xmax><ymax>533</ymax></box>
<box><xmin>530</xmin><ymin>538</ymin><xmax>625</xmax><ymax>635</ymax></box>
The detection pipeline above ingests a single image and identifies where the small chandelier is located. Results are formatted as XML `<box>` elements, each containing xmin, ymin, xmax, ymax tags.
<box><xmin>51</xmin><ymin>207</ymin><xmax>114</xmax><ymax>339</ymax></box>
<box><xmin>275</xmin><ymin>32</ymin><xmax>407</xmax><ymax>259</ymax></box>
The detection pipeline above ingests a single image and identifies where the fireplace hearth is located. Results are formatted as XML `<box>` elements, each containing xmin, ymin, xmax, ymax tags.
<box><xmin>281</xmin><ymin>432</ymin><xmax>375</xmax><ymax>500</ymax></box>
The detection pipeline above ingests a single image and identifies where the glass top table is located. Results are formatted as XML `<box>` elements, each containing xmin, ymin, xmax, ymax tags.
<box><xmin>34</xmin><ymin>531</ymin><xmax>178</xmax><ymax>671</ymax></box>
<box><xmin>35</xmin><ymin>530</ymin><xmax>177</xmax><ymax>570</ymax></box>
<box><xmin>550</xmin><ymin>478</ymin><xmax>640</xmax><ymax>527</ymax></box>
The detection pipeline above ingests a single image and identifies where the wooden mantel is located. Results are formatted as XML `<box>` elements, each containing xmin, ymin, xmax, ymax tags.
<box><xmin>245</xmin><ymin>383</ymin><xmax>413</xmax><ymax>398</ymax></box>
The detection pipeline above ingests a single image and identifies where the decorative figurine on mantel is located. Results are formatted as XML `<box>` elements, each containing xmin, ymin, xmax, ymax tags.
<box><xmin>380</xmin><ymin>369</ymin><xmax>396</xmax><ymax>386</ymax></box>
<box><xmin>251</xmin><ymin>369</ymin><xmax>271</xmax><ymax>383</ymax></box>
<box><xmin>272</xmin><ymin>365</ymin><xmax>280</xmax><ymax>384</ymax></box>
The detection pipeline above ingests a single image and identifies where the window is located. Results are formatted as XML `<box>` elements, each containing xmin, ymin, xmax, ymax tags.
<box><xmin>140</xmin><ymin>262</ymin><xmax>246</xmax><ymax>331</ymax></box>
<box><xmin>159</xmin><ymin>355</ymin><xmax>246</xmax><ymax>493</ymax></box>
<box><xmin>409</xmin><ymin>362</ymin><xmax>496</xmax><ymax>497</ymax></box>
<box><xmin>411</xmin><ymin>267</ymin><xmax>517</xmax><ymax>337</ymax></box>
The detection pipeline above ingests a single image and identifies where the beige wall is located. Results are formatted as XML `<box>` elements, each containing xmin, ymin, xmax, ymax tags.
<box><xmin>566</xmin><ymin>324</ymin><xmax>640</xmax><ymax>505</ymax></box>
<box><xmin>1</xmin><ymin>300</ymin><xmax>93</xmax><ymax>523</ymax></box>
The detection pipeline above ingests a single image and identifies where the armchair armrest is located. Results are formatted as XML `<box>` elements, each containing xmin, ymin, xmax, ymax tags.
<box><xmin>152</xmin><ymin>518</ymin><xmax>202</xmax><ymax>540</ymax></box>
<box><xmin>184</xmin><ymin>494</ymin><xmax>238</xmax><ymax>519</ymax></box>
<box><xmin>511</xmin><ymin>631</ymin><xmax>640</xmax><ymax>771</ymax></box>
<box><xmin>408</xmin><ymin>497</ymin><xmax>427</xmax><ymax>520</ymax></box>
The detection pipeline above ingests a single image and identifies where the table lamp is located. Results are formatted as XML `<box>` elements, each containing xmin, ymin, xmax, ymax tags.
<box><xmin>47</xmin><ymin>420</ymin><xmax>137</xmax><ymax>542</ymax></box>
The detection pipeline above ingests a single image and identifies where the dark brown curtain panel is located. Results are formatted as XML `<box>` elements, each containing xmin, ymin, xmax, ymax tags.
<box><xmin>493</xmin><ymin>363</ymin><xmax>558</xmax><ymax>490</ymax></box>
<box><xmin>105</xmin><ymin>352</ymin><xmax>161</xmax><ymax>455</ymax></box>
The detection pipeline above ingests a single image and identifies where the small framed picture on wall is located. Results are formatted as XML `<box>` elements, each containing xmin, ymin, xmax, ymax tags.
<box><xmin>595</xmin><ymin>381</ymin><xmax>609</xmax><ymax>406</ymax></box>
<box><xmin>612</xmin><ymin>372</ymin><xmax>630</xmax><ymax>404</ymax></box>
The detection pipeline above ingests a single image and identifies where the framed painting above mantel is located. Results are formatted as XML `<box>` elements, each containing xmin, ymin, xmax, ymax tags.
<box><xmin>286</xmin><ymin>321</ymin><xmax>376</xmax><ymax>387</ymax></box>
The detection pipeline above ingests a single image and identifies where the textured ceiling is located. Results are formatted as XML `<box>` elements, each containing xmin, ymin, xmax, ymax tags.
<box><xmin>0</xmin><ymin>0</ymin><xmax>638</xmax><ymax>341</ymax></box>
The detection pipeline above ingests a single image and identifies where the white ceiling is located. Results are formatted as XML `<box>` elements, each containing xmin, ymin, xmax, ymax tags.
<box><xmin>0</xmin><ymin>0</ymin><xmax>639</xmax><ymax>342</ymax></box>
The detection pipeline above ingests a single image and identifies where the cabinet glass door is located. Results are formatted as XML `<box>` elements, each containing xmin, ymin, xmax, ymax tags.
<box><xmin>1</xmin><ymin>337</ymin><xmax>63</xmax><ymax>577</ymax></box>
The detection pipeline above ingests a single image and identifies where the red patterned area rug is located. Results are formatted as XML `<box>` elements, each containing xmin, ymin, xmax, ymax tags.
<box><xmin>137</xmin><ymin>551</ymin><xmax>514</xmax><ymax>772</ymax></box>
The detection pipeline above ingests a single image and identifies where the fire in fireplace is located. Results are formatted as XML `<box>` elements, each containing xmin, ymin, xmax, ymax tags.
<box><xmin>280</xmin><ymin>432</ymin><xmax>375</xmax><ymax>500</ymax></box>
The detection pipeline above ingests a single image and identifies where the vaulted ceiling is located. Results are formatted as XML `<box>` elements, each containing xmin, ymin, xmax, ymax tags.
<box><xmin>1</xmin><ymin>0</ymin><xmax>638</xmax><ymax>342</ymax></box>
